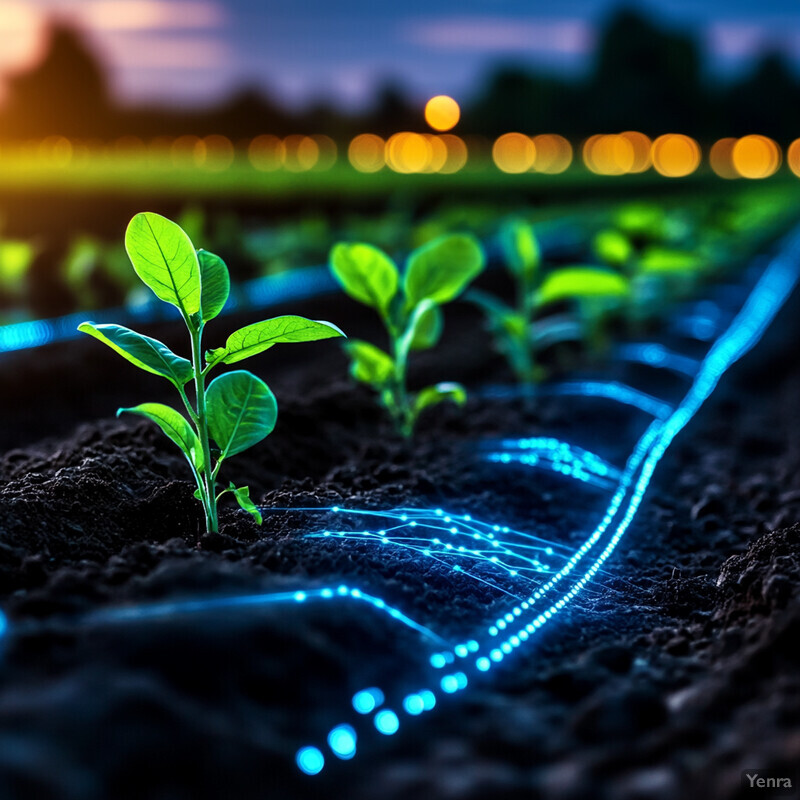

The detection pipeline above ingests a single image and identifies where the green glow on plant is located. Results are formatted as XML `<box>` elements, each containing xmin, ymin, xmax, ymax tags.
<box><xmin>330</xmin><ymin>234</ymin><xmax>484</xmax><ymax>436</ymax></box>
<box><xmin>80</xmin><ymin>212</ymin><xmax>345</xmax><ymax>533</ymax></box>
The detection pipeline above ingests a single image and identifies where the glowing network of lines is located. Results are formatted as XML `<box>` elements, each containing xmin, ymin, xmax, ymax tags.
<box><xmin>0</xmin><ymin>228</ymin><xmax>798</xmax><ymax>779</ymax></box>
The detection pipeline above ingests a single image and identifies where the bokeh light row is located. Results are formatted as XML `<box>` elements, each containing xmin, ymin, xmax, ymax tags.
<box><xmin>6</xmin><ymin>132</ymin><xmax>800</xmax><ymax>178</ymax></box>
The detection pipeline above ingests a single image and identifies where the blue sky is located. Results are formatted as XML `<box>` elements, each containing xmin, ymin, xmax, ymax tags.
<box><xmin>2</xmin><ymin>0</ymin><xmax>800</xmax><ymax>107</ymax></box>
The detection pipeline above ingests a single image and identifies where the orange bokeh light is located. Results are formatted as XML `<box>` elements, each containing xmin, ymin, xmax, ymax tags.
<box><xmin>709</xmin><ymin>138</ymin><xmax>738</xmax><ymax>179</ymax></box>
<box><xmin>787</xmin><ymin>139</ymin><xmax>800</xmax><ymax>178</ymax></box>
<box><xmin>492</xmin><ymin>133</ymin><xmax>535</xmax><ymax>173</ymax></box>
<box><xmin>424</xmin><ymin>95</ymin><xmax>460</xmax><ymax>132</ymax></box>
<box><xmin>651</xmin><ymin>134</ymin><xmax>701</xmax><ymax>178</ymax></box>
<box><xmin>531</xmin><ymin>134</ymin><xmax>572</xmax><ymax>174</ymax></box>
<box><xmin>732</xmin><ymin>134</ymin><xmax>781</xmax><ymax>179</ymax></box>
<box><xmin>348</xmin><ymin>134</ymin><xmax>385</xmax><ymax>173</ymax></box>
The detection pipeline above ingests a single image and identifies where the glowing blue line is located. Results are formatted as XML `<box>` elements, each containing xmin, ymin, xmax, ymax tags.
<box><xmin>292</xmin><ymin>228</ymin><xmax>800</xmax><ymax>773</ymax></box>
<box><xmin>479</xmin><ymin>381</ymin><xmax>673</xmax><ymax>419</ymax></box>
<box><xmin>616</xmin><ymin>343</ymin><xmax>700</xmax><ymax>377</ymax></box>
<box><xmin>0</xmin><ymin>265</ymin><xmax>337</xmax><ymax>355</ymax></box>
<box><xmin>6</xmin><ymin>586</ymin><xmax>447</xmax><ymax>647</ymax></box>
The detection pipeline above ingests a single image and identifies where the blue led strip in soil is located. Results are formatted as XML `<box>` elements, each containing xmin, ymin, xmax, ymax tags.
<box><xmin>1</xmin><ymin>228</ymin><xmax>799</xmax><ymax>779</ymax></box>
<box><xmin>288</xmin><ymin>227</ymin><xmax>800</xmax><ymax>774</ymax></box>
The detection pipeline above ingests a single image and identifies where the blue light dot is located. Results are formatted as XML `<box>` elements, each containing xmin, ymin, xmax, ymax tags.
<box><xmin>332</xmin><ymin>506</ymin><xmax>340</xmax><ymax>512</ymax></box>
<box><xmin>327</xmin><ymin>725</ymin><xmax>356</xmax><ymax>760</ymax></box>
<box><xmin>455</xmin><ymin>672</ymin><xmax>468</xmax><ymax>689</ymax></box>
<box><xmin>430</xmin><ymin>653</ymin><xmax>446</xmax><ymax>669</ymax></box>
<box><xmin>454</xmin><ymin>644</ymin><xmax>468</xmax><ymax>658</ymax></box>
<box><xmin>294</xmin><ymin>591</ymin><xmax>306</xmax><ymax>602</ymax></box>
<box><xmin>374</xmin><ymin>709</ymin><xmax>399</xmax><ymax>735</ymax></box>
<box><xmin>403</xmin><ymin>694</ymin><xmax>425</xmax><ymax>715</ymax></box>
<box><xmin>440</xmin><ymin>675</ymin><xmax>458</xmax><ymax>694</ymax></box>
<box><xmin>296</xmin><ymin>746</ymin><xmax>325</xmax><ymax>775</ymax></box>
<box><xmin>420</xmin><ymin>690</ymin><xmax>436</xmax><ymax>710</ymax></box>
<box><xmin>467</xmin><ymin>640</ymin><xmax>479</xmax><ymax>652</ymax></box>
<box><xmin>352</xmin><ymin>687</ymin><xmax>384</xmax><ymax>714</ymax></box>
<box><xmin>477</xmin><ymin>657</ymin><xmax>491</xmax><ymax>671</ymax></box>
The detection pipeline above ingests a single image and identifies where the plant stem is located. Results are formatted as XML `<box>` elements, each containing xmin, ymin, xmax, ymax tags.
<box><xmin>391</xmin><ymin>324</ymin><xmax>414</xmax><ymax>438</ymax></box>
<box><xmin>189</xmin><ymin>323</ymin><xmax>218</xmax><ymax>533</ymax></box>
<box><xmin>517</xmin><ymin>271</ymin><xmax>536</xmax><ymax>387</ymax></box>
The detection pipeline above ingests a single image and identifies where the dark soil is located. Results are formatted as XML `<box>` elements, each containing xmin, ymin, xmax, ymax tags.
<box><xmin>0</xmin><ymin>251</ymin><xmax>798</xmax><ymax>799</ymax></box>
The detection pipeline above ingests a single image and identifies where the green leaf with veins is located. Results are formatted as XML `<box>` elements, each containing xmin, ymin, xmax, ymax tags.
<box><xmin>206</xmin><ymin>371</ymin><xmax>277</xmax><ymax>458</ymax></box>
<box><xmin>229</xmin><ymin>484</ymin><xmax>262</xmax><ymax>525</ymax></box>
<box><xmin>198</xmin><ymin>250</ymin><xmax>230</xmax><ymax>321</ymax></box>
<box><xmin>118</xmin><ymin>402</ymin><xmax>203</xmax><ymax>471</ymax></box>
<box><xmin>78</xmin><ymin>322</ymin><xmax>193</xmax><ymax>385</ymax></box>
<box><xmin>125</xmin><ymin>212</ymin><xmax>201</xmax><ymax>316</ymax></box>
<box><xmin>207</xmin><ymin>315</ymin><xmax>345</xmax><ymax>366</ymax></box>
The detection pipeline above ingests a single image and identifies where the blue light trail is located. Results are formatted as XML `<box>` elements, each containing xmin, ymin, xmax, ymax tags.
<box><xmin>1</xmin><ymin>227</ymin><xmax>798</xmax><ymax>780</ymax></box>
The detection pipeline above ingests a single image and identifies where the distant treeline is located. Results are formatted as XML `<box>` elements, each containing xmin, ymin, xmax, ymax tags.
<box><xmin>1</xmin><ymin>9</ymin><xmax>799</xmax><ymax>142</ymax></box>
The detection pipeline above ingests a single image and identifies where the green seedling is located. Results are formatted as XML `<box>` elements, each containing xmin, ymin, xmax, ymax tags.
<box><xmin>80</xmin><ymin>212</ymin><xmax>345</xmax><ymax>534</ymax></box>
<box><xmin>469</xmin><ymin>219</ymin><xmax>542</xmax><ymax>384</ymax></box>
<box><xmin>330</xmin><ymin>234</ymin><xmax>485</xmax><ymax>436</ymax></box>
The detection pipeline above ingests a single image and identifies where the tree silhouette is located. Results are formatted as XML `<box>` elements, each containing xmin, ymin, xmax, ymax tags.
<box><xmin>2</xmin><ymin>23</ymin><xmax>111</xmax><ymax>137</ymax></box>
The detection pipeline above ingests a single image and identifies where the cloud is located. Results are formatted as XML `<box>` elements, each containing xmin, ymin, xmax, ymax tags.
<box><xmin>403</xmin><ymin>16</ymin><xmax>594</xmax><ymax>56</ymax></box>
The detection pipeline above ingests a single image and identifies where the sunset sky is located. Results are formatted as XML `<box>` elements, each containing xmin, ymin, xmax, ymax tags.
<box><xmin>1</xmin><ymin>0</ymin><xmax>800</xmax><ymax>108</ymax></box>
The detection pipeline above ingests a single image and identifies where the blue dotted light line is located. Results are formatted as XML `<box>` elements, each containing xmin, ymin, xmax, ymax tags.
<box><xmin>292</xmin><ymin>228</ymin><xmax>800</xmax><ymax>775</ymax></box>
<box><xmin>484</xmin><ymin>436</ymin><xmax>621</xmax><ymax>489</ymax></box>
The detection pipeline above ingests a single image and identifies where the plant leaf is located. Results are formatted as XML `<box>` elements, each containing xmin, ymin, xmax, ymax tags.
<box><xmin>404</xmin><ymin>234</ymin><xmax>485</xmax><ymax>307</ymax></box>
<box><xmin>229</xmin><ymin>483</ymin><xmax>262</xmax><ymax>525</ymax></box>
<box><xmin>125</xmin><ymin>212</ymin><xmax>201</xmax><ymax>316</ymax></box>
<box><xmin>501</xmin><ymin>220</ymin><xmax>540</xmax><ymax>278</ymax></box>
<box><xmin>593</xmin><ymin>229</ymin><xmax>633</xmax><ymax>267</ymax></box>
<box><xmin>118</xmin><ymin>402</ymin><xmax>203</xmax><ymax>471</ymax></box>
<box><xmin>413</xmin><ymin>382</ymin><xmax>467</xmax><ymax>415</ymax></box>
<box><xmin>535</xmin><ymin>268</ymin><xmax>631</xmax><ymax>306</ymax></box>
<box><xmin>198</xmin><ymin>250</ymin><xmax>230</xmax><ymax>321</ymax></box>
<box><xmin>344</xmin><ymin>339</ymin><xmax>394</xmax><ymax>385</ymax></box>
<box><xmin>329</xmin><ymin>242</ymin><xmax>399</xmax><ymax>313</ymax></box>
<box><xmin>207</xmin><ymin>371</ymin><xmax>277</xmax><ymax>458</ymax></box>
<box><xmin>78</xmin><ymin>322</ymin><xmax>193</xmax><ymax>385</ymax></box>
<box><xmin>207</xmin><ymin>315</ymin><xmax>345</xmax><ymax>366</ymax></box>
<box><xmin>408</xmin><ymin>302</ymin><xmax>443</xmax><ymax>351</ymax></box>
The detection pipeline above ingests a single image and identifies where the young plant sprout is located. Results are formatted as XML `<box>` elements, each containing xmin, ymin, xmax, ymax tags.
<box><xmin>79</xmin><ymin>212</ymin><xmax>345</xmax><ymax>534</ymax></box>
<box><xmin>469</xmin><ymin>219</ymin><xmax>542</xmax><ymax>384</ymax></box>
<box><xmin>330</xmin><ymin>234</ymin><xmax>485</xmax><ymax>436</ymax></box>
<box><xmin>472</xmin><ymin>219</ymin><xmax>634</xmax><ymax>380</ymax></box>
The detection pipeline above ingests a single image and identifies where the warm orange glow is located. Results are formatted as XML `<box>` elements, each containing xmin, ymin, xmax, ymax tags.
<box><xmin>248</xmin><ymin>135</ymin><xmax>285</xmax><ymax>171</ymax></box>
<box><xmin>732</xmin><ymin>134</ymin><xmax>781</xmax><ymax>179</ymax></box>
<box><xmin>439</xmin><ymin>134</ymin><xmax>468</xmax><ymax>173</ymax></box>
<box><xmin>312</xmin><ymin>134</ymin><xmax>337</xmax><ymax>170</ymax></box>
<box><xmin>37</xmin><ymin>135</ymin><xmax>72</xmax><ymax>167</ymax></box>
<box><xmin>199</xmin><ymin>135</ymin><xmax>234</xmax><ymax>171</ymax></box>
<box><xmin>386</xmin><ymin>132</ymin><xmax>432</xmax><ymax>173</ymax></box>
<box><xmin>423</xmin><ymin>134</ymin><xmax>448</xmax><ymax>172</ymax></box>
<box><xmin>492</xmin><ymin>133</ymin><xmax>535</xmax><ymax>173</ymax></box>
<box><xmin>651</xmin><ymin>134</ymin><xmax>701</xmax><ymax>178</ymax></box>
<box><xmin>348</xmin><ymin>134</ymin><xmax>385</xmax><ymax>173</ymax></box>
<box><xmin>169</xmin><ymin>135</ymin><xmax>202</xmax><ymax>167</ymax></box>
<box><xmin>584</xmin><ymin>134</ymin><xmax>634</xmax><ymax>175</ymax></box>
<box><xmin>709</xmin><ymin>138</ymin><xmax>738</xmax><ymax>180</ymax></box>
<box><xmin>787</xmin><ymin>139</ymin><xmax>800</xmax><ymax>178</ymax></box>
<box><xmin>619</xmin><ymin>131</ymin><xmax>652</xmax><ymax>173</ymax></box>
<box><xmin>424</xmin><ymin>95</ymin><xmax>460</xmax><ymax>132</ymax></box>
<box><xmin>283</xmin><ymin>135</ymin><xmax>320</xmax><ymax>172</ymax></box>
<box><xmin>531</xmin><ymin>134</ymin><xmax>572</xmax><ymax>174</ymax></box>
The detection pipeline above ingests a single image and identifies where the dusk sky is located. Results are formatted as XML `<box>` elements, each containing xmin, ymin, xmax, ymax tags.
<box><xmin>2</xmin><ymin>0</ymin><xmax>800</xmax><ymax>108</ymax></box>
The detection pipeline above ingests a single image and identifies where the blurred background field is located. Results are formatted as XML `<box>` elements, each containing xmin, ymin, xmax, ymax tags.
<box><xmin>1</xmin><ymin>0</ymin><xmax>800</xmax><ymax>321</ymax></box>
